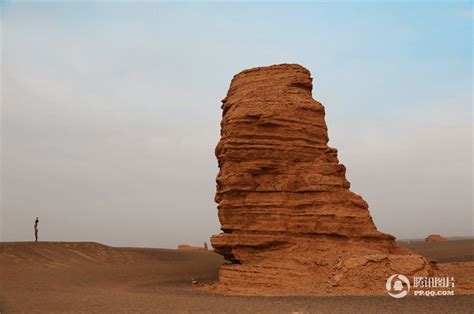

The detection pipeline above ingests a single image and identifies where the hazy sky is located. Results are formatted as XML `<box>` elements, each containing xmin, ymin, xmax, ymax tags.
<box><xmin>1</xmin><ymin>2</ymin><xmax>472</xmax><ymax>247</ymax></box>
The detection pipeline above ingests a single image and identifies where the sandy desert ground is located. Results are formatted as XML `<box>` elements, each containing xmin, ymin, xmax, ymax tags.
<box><xmin>400</xmin><ymin>239</ymin><xmax>473</xmax><ymax>263</ymax></box>
<box><xmin>0</xmin><ymin>240</ymin><xmax>473</xmax><ymax>313</ymax></box>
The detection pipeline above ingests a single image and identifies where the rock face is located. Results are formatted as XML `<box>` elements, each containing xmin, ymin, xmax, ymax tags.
<box><xmin>425</xmin><ymin>234</ymin><xmax>448</xmax><ymax>242</ymax></box>
<box><xmin>210</xmin><ymin>64</ymin><xmax>434</xmax><ymax>295</ymax></box>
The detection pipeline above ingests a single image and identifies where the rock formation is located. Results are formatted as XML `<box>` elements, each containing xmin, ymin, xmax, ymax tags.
<box><xmin>178</xmin><ymin>244</ymin><xmax>208</xmax><ymax>252</ymax></box>
<box><xmin>210</xmin><ymin>64</ymin><xmax>435</xmax><ymax>295</ymax></box>
<box><xmin>425</xmin><ymin>234</ymin><xmax>448</xmax><ymax>242</ymax></box>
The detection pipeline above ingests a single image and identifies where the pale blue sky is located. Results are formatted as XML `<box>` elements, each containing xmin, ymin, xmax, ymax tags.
<box><xmin>1</xmin><ymin>1</ymin><xmax>472</xmax><ymax>247</ymax></box>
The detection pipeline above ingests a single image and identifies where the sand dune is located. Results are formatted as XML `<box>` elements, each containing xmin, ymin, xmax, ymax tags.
<box><xmin>1</xmin><ymin>241</ymin><xmax>473</xmax><ymax>313</ymax></box>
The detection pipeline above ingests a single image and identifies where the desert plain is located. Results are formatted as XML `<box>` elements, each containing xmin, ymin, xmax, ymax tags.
<box><xmin>0</xmin><ymin>239</ymin><xmax>473</xmax><ymax>313</ymax></box>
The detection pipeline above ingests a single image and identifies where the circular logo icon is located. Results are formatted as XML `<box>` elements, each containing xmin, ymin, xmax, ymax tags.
<box><xmin>386</xmin><ymin>274</ymin><xmax>410</xmax><ymax>298</ymax></box>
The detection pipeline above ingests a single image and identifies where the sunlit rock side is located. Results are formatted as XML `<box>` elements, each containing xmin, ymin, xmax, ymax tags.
<box><xmin>211</xmin><ymin>64</ymin><xmax>435</xmax><ymax>295</ymax></box>
<box><xmin>425</xmin><ymin>234</ymin><xmax>448</xmax><ymax>242</ymax></box>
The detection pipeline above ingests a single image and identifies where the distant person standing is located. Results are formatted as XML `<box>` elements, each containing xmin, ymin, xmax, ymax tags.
<box><xmin>34</xmin><ymin>217</ymin><xmax>39</xmax><ymax>242</ymax></box>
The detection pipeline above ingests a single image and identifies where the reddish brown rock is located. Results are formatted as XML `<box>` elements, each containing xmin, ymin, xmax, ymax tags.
<box><xmin>210</xmin><ymin>64</ymin><xmax>435</xmax><ymax>295</ymax></box>
<box><xmin>425</xmin><ymin>234</ymin><xmax>448</xmax><ymax>242</ymax></box>
<box><xmin>178</xmin><ymin>244</ymin><xmax>207</xmax><ymax>252</ymax></box>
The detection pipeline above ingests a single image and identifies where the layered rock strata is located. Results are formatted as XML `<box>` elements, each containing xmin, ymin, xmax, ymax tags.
<box><xmin>210</xmin><ymin>64</ymin><xmax>434</xmax><ymax>295</ymax></box>
<box><xmin>425</xmin><ymin>234</ymin><xmax>448</xmax><ymax>242</ymax></box>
